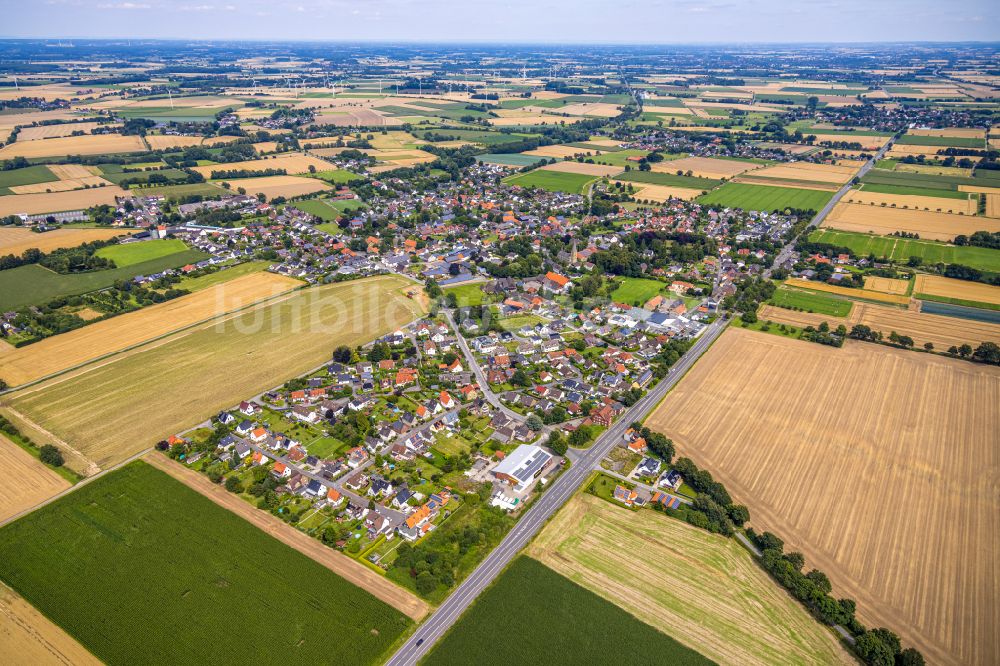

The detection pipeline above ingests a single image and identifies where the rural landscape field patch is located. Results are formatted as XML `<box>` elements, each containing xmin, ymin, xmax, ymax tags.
<box><xmin>647</xmin><ymin>327</ymin><xmax>1000</xmax><ymax>666</ymax></box>
<box><xmin>528</xmin><ymin>493</ymin><xmax>853</xmax><ymax>666</ymax></box>
<box><xmin>3</xmin><ymin>275</ymin><xmax>424</xmax><ymax>469</ymax></box>
<box><xmin>0</xmin><ymin>461</ymin><xmax>412</xmax><ymax>666</ymax></box>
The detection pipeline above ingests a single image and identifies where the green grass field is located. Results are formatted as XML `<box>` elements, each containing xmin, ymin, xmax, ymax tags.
<box><xmin>293</xmin><ymin>197</ymin><xmax>342</xmax><ymax>221</ymax></box>
<box><xmin>618</xmin><ymin>170</ymin><xmax>721</xmax><ymax>190</ymax></box>
<box><xmin>424</xmin><ymin>556</ymin><xmax>712</xmax><ymax>666</ymax></box>
<box><xmin>697</xmin><ymin>182</ymin><xmax>833</xmax><ymax>212</ymax></box>
<box><xmin>611</xmin><ymin>277</ymin><xmax>666</xmax><ymax>305</ymax></box>
<box><xmin>896</xmin><ymin>135</ymin><xmax>984</xmax><ymax>148</ymax></box>
<box><xmin>174</xmin><ymin>260</ymin><xmax>277</xmax><ymax>291</ymax></box>
<box><xmin>477</xmin><ymin>153</ymin><xmax>543</xmax><ymax>167</ymax></box>
<box><xmin>809</xmin><ymin>229</ymin><xmax>1000</xmax><ymax>273</ymax></box>
<box><xmin>95</xmin><ymin>239</ymin><xmax>191</xmax><ymax>267</ymax></box>
<box><xmin>768</xmin><ymin>285</ymin><xmax>853</xmax><ymax>317</ymax></box>
<box><xmin>0</xmin><ymin>461</ymin><xmax>410</xmax><ymax>666</ymax></box>
<box><xmin>444</xmin><ymin>282</ymin><xmax>485</xmax><ymax>306</ymax></box>
<box><xmin>99</xmin><ymin>167</ymin><xmax>188</xmax><ymax>185</ymax></box>
<box><xmin>589</xmin><ymin>149</ymin><xmax>650</xmax><ymax>167</ymax></box>
<box><xmin>503</xmin><ymin>169</ymin><xmax>595</xmax><ymax>194</ymax></box>
<box><xmin>0</xmin><ymin>248</ymin><xmax>209</xmax><ymax>311</ymax></box>
<box><xmin>857</xmin><ymin>182</ymin><xmax>971</xmax><ymax>200</ymax></box>
<box><xmin>0</xmin><ymin>165</ymin><xmax>57</xmax><ymax>191</ymax></box>
<box><xmin>308</xmin><ymin>168</ymin><xmax>362</xmax><ymax>184</ymax></box>
<box><xmin>135</xmin><ymin>182</ymin><xmax>229</xmax><ymax>199</ymax></box>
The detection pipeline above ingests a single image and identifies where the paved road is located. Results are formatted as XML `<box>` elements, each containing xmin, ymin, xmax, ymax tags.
<box><xmin>765</xmin><ymin>139</ymin><xmax>893</xmax><ymax>278</ymax></box>
<box><xmin>385</xmin><ymin>317</ymin><xmax>728</xmax><ymax>665</ymax></box>
<box><xmin>442</xmin><ymin>309</ymin><xmax>525</xmax><ymax>424</ymax></box>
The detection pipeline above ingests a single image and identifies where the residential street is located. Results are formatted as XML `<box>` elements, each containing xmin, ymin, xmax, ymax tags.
<box><xmin>385</xmin><ymin>316</ymin><xmax>728</xmax><ymax>665</ymax></box>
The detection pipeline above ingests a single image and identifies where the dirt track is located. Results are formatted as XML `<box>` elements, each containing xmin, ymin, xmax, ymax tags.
<box><xmin>143</xmin><ymin>453</ymin><xmax>429</xmax><ymax>621</ymax></box>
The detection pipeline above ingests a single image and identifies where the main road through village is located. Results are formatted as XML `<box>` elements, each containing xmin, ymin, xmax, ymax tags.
<box><xmin>385</xmin><ymin>316</ymin><xmax>728</xmax><ymax>665</ymax></box>
<box><xmin>386</xmin><ymin>137</ymin><xmax>894</xmax><ymax>664</ymax></box>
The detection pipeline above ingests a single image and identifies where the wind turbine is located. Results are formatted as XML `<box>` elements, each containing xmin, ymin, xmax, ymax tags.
<box><xmin>12</xmin><ymin>75</ymin><xmax>18</xmax><ymax>91</ymax></box>
<box><xmin>167</xmin><ymin>87</ymin><xmax>174</xmax><ymax>109</ymax></box>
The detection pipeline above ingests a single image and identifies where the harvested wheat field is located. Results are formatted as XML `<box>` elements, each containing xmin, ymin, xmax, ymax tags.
<box><xmin>15</xmin><ymin>122</ymin><xmax>106</xmax><ymax>141</ymax></box>
<box><xmin>529</xmin><ymin>493</ymin><xmax>853</xmax><ymax>666</ymax></box>
<box><xmin>2</xmin><ymin>276</ymin><xmax>425</xmax><ymax>470</ymax></box>
<box><xmin>915</xmin><ymin>274</ymin><xmax>1000</xmax><ymax>306</ymax></box>
<box><xmin>523</xmin><ymin>144</ymin><xmax>602</xmax><ymax>159</ymax></box>
<box><xmin>784</xmin><ymin>277</ymin><xmax>910</xmax><ymax>305</ymax></box>
<box><xmin>214</xmin><ymin>175</ymin><xmax>330</xmax><ymax>200</ymax></box>
<box><xmin>143</xmin><ymin>453</ymin><xmax>429</xmax><ymax>621</ymax></box>
<box><xmin>143</xmin><ymin>135</ymin><xmax>205</xmax><ymax>150</ymax></box>
<box><xmin>812</xmin><ymin>134</ymin><xmax>890</xmax><ymax>150</ymax></box>
<box><xmin>0</xmin><ymin>186</ymin><xmax>131</xmax><ymax>217</ymax></box>
<box><xmin>863</xmin><ymin>276</ymin><xmax>910</xmax><ymax>294</ymax></box>
<box><xmin>0</xmin><ymin>271</ymin><xmax>302</xmax><ymax>387</ymax></box>
<box><xmin>822</xmin><ymin>202</ymin><xmax>1000</xmax><ymax>241</ymax></box>
<box><xmin>311</xmin><ymin>108</ymin><xmax>392</xmax><ymax>127</ymax></box>
<box><xmin>647</xmin><ymin>327</ymin><xmax>1000</xmax><ymax>666</ymax></box>
<box><xmin>655</xmin><ymin>156</ymin><xmax>756</xmax><ymax>179</ymax></box>
<box><xmin>0</xmin><ymin>435</ymin><xmax>69</xmax><ymax>524</ymax></box>
<box><xmin>0</xmin><ymin>227</ymin><xmax>136</xmax><ymax>256</ymax></box>
<box><xmin>623</xmin><ymin>182</ymin><xmax>704</xmax><ymax>202</ymax></box>
<box><xmin>760</xmin><ymin>301</ymin><xmax>1000</xmax><ymax>351</ymax></box>
<box><xmin>986</xmin><ymin>194</ymin><xmax>1000</xmax><ymax>218</ymax></box>
<box><xmin>192</xmin><ymin>152</ymin><xmax>331</xmax><ymax>178</ymax></box>
<box><xmin>557</xmin><ymin>102</ymin><xmax>622</xmax><ymax>117</ymax></box>
<box><xmin>0</xmin><ymin>583</ymin><xmax>100</xmax><ymax>666</ymax></box>
<box><xmin>0</xmin><ymin>134</ymin><xmax>146</xmax><ymax>159</ymax></box>
<box><xmin>846</xmin><ymin>189</ymin><xmax>976</xmax><ymax>215</ymax></box>
<box><xmin>909</xmin><ymin>127</ymin><xmax>986</xmax><ymax>139</ymax></box>
<box><xmin>538</xmin><ymin>161</ymin><xmax>622</xmax><ymax>177</ymax></box>
<box><xmin>750</xmin><ymin>161</ymin><xmax>858</xmax><ymax>185</ymax></box>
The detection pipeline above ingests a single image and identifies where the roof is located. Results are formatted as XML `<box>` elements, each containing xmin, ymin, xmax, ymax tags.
<box><xmin>492</xmin><ymin>444</ymin><xmax>553</xmax><ymax>485</ymax></box>
<box><xmin>545</xmin><ymin>271</ymin><xmax>570</xmax><ymax>287</ymax></box>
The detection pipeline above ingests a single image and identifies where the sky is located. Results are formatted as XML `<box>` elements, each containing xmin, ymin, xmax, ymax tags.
<box><xmin>2</xmin><ymin>0</ymin><xmax>999</xmax><ymax>43</ymax></box>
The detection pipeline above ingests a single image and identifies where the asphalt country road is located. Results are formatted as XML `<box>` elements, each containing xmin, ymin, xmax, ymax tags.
<box><xmin>385</xmin><ymin>317</ymin><xmax>728</xmax><ymax>665</ymax></box>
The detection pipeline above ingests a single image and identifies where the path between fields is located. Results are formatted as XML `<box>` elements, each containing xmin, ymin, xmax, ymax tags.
<box><xmin>142</xmin><ymin>452</ymin><xmax>430</xmax><ymax>622</ymax></box>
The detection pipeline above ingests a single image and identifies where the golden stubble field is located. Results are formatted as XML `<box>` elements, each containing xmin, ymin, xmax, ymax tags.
<box><xmin>822</xmin><ymin>202</ymin><xmax>1000</xmax><ymax>241</ymax></box>
<box><xmin>529</xmin><ymin>493</ymin><xmax>853</xmax><ymax>666</ymax></box>
<box><xmin>0</xmin><ymin>582</ymin><xmax>101</xmax><ymax>666</ymax></box>
<box><xmin>0</xmin><ymin>227</ymin><xmax>137</xmax><ymax>256</ymax></box>
<box><xmin>845</xmin><ymin>189</ymin><xmax>976</xmax><ymax>215</ymax></box>
<box><xmin>0</xmin><ymin>272</ymin><xmax>302</xmax><ymax>387</ymax></box>
<box><xmin>647</xmin><ymin>327</ymin><xmax>1000</xmax><ymax>666</ymax></box>
<box><xmin>2</xmin><ymin>275</ymin><xmax>425</xmax><ymax>471</ymax></box>
<box><xmin>0</xmin><ymin>186</ymin><xmax>131</xmax><ymax>216</ymax></box>
<box><xmin>914</xmin><ymin>274</ymin><xmax>1000</xmax><ymax>306</ymax></box>
<box><xmin>191</xmin><ymin>152</ymin><xmax>331</xmax><ymax>178</ymax></box>
<box><xmin>0</xmin><ymin>134</ymin><xmax>146</xmax><ymax>159</ymax></box>
<box><xmin>213</xmin><ymin>175</ymin><xmax>330</xmax><ymax>200</ymax></box>
<box><xmin>0</xmin><ymin>435</ymin><xmax>69</xmax><ymax>525</ymax></box>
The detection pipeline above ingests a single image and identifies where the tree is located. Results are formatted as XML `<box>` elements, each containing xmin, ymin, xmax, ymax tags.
<box><xmin>225</xmin><ymin>476</ymin><xmax>244</xmax><ymax>493</ymax></box>
<box><xmin>895</xmin><ymin>648</ymin><xmax>925</xmax><ymax>666</ymax></box>
<box><xmin>415</xmin><ymin>572</ymin><xmax>439</xmax><ymax>595</ymax></box>
<box><xmin>332</xmin><ymin>345</ymin><xmax>352</xmax><ymax>363</ymax></box>
<box><xmin>727</xmin><ymin>504</ymin><xmax>750</xmax><ymax>526</ymax></box>
<box><xmin>39</xmin><ymin>444</ymin><xmax>64</xmax><ymax>467</ymax></box>
<box><xmin>973</xmin><ymin>341</ymin><xmax>1000</xmax><ymax>365</ymax></box>
<box><xmin>958</xmin><ymin>343</ymin><xmax>973</xmax><ymax>358</ymax></box>
<box><xmin>547</xmin><ymin>430</ymin><xmax>567</xmax><ymax>456</ymax></box>
<box><xmin>526</xmin><ymin>413</ymin><xmax>543</xmax><ymax>431</ymax></box>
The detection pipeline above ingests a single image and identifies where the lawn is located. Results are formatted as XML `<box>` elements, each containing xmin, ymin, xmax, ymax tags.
<box><xmin>424</xmin><ymin>556</ymin><xmax>712</xmax><ymax>666</ymax></box>
<box><xmin>0</xmin><ymin>461</ymin><xmax>410</xmax><ymax>666</ymax></box>
<box><xmin>618</xmin><ymin>170</ymin><xmax>721</xmax><ymax>190</ymax></box>
<box><xmin>497</xmin><ymin>313</ymin><xmax>547</xmax><ymax>331</ymax></box>
<box><xmin>444</xmin><ymin>282</ymin><xmax>485</xmax><ymax>306</ymax></box>
<box><xmin>0</xmin><ymin>248</ymin><xmax>209</xmax><ymax>311</ymax></box>
<box><xmin>611</xmin><ymin>277</ymin><xmax>666</xmax><ymax>305</ymax></box>
<box><xmin>503</xmin><ymin>169</ymin><xmax>595</xmax><ymax>194</ymax></box>
<box><xmin>768</xmin><ymin>284</ymin><xmax>854</xmax><ymax>317</ymax></box>
<box><xmin>293</xmin><ymin>197</ymin><xmax>341</xmax><ymax>221</ymax></box>
<box><xmin>809</xmin><ymin>229</ymin><xmax>1000</xmax><ymax>273</ymax></box>
<box><xmin>697</xmin><ymin>182</ymin><xmax>833</xmax><ymax>212</ymax></box>
<box><xmin>95</xmin><ymin>239</ymin><xmax>191</xmax><ymax>267</ymax></box>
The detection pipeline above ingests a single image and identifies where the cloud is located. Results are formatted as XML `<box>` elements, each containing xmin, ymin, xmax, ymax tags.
<box><xmin>97</xmin><ymin>1</ymin><xmax>151</xmax><ymax>8</ymax></box>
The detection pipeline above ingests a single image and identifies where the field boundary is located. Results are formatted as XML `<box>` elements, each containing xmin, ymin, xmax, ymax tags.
<box><xmin>143</xmin><ymin>452</ymin><xmax>430</xmax><ymax>621</ymax></box>
<box><xmin>0</xmin><ymin>281</ymin><xmax>306</xmax><ymax>397</ymax></box>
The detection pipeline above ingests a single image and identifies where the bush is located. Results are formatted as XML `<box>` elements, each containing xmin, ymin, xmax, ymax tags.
<box><xmin>225</xmin><ymin>476</ymin><xmax>244</xmax><ymax>494</ymax></box>
<box><xmin>39</xmin><ymin>444</ymin><xmax>64</xmax><ymax>467</ymax></box>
